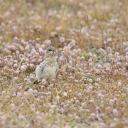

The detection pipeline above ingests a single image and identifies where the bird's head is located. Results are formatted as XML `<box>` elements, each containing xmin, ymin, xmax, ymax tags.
<box><xmin>46</xmin><ymin>46</ymin><xmax>56</xmax><ymax>57</ymax></box>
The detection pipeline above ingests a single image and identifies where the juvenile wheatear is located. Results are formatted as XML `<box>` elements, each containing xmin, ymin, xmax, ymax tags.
<box><xmin>34</xmin><ymin>46</ymin><xmax>58</xmax><ymax>85</ymax></box>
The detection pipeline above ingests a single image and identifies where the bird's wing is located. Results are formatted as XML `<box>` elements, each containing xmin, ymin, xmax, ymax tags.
<box><xmin>39</xmin><ymin>60</ymin><xmax>46</xmax><ymax>72</ymax></box>
<box><xmin>35</xmin><ymin>59</ymin><xmax>46</xmax><ymax>75</ymax></box>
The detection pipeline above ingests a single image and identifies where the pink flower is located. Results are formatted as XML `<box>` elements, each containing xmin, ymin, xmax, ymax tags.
<box><xmin>0</xmin><ymin>36</ymin><xmax>3</xmax><ymax>40</ymax></box>
<box><xmin>9</xmin><ymin>45</ymin><xmax>16</xmax><ymax>50</ymax></box>
<box><xmin>21</xmin><ymin>65</ymin><xmax>27</xmax><ymax>72</ymax></box>
<box><xmin>82</xmin><ymin>103</ymin><xmax>86</xmax><ymax>108</ymax></box>
<box><xmin>88</xmin><ymin>52</ymin><xmax>92</xmax><ymax>57</ymax></box>
<box><xmin>19</xmin><ymin>46</ymin><xmax>24</xmax><ymax>51</ymax></box>
<box><xmin>17</xmin><ymin>92</ymin><xmax>22</xmax><ymax>97</ymax></box>
<box><xmin>107</xmin><ymin>47</ymin><xmax>112</xmax><ymax>52</ymax></box>
<box><xmin>6</xmin><ymin>95</ymin><xmax>10</xmax><ymax>99</ymax></box>
<box><xmin>103</xmin><ymin>41</ymin><xmax>107</xmax><ymax>45</ymax></box>
<box><xmin>41</xmin><ymin>44</ymin><xmax>45</xmax><ymax>49</ymax></box>
<box><xmin>89</xmin><ymin>100</ymin><xmax>94</xmax><ymax>104</ymax></box>
<box><xmin>2</xmin><ymin>91</ymin><xmax>6</xmax><ymax>96</ymax></box>
<box><xmin>95</xmin><ymin>83</ymin><xmax>99</xmax><ymax>86</ymax></box>
<box><xmin>116</xmin><ymin>56</ymin><xmax>120</xmax><ymax>61</ymax></box>
<box><xmin>50</xmin><ymin>32</ymin><xmax>56</xmax><ymax>37</ymax></box>
<box><xmin>44</xmin><ymin>40</ymin><xmax>51</xmax><ymax>46</ymax></box>
<box><xmin>14</xmin><ymin>70</ymin><xmax>19</xmax><ymax>74</ymax></box>
<box><xmin>13</xmin><ymin>36</ymin><xmax>19</xmax><ymax>42</ymax></box>
<box><xmin>75</xmin><ymin>100</ymin><xmax>80</xmax><ymax>105</ymax></box>
<box><xmin>77</xmin><ymin>11</ymin><xmax>84</xmax><ymax>18</ymax></box>
<box><xmin>63</xmin><ymin>92</ymin><xmax>67</xmax><ymax>97</ymax></box>
<box><xmin>25</xmin><ymin>45</ymin><xmax>30</xmax><ymax>51</ymax></box>
<box><xmin>69</xmin><ymin>39</ymin><xmax>75</xmax><ymax>47</ymax></box>
<box><xmin>85</xmin><ymin>109</ymin><xmax>90</xmax><ymax>113</ymax></box>
<box><xmin>60</xmin><ymin>37</ymin><xmax>65</xmax><ymax>43</ymax></box>
<box><xmin>108</xmin><ymin>53</ymin><xmax>113</xmax><ymax>58</ymax></box>
<box><xmin>77</xmin><ymin>93</ymin><xmax>82</xmax><ymax>97</ymax></box>
<box><xmin>109</xmin><ymin>99</ymin><xmax>114</xmax><ymax>105</ymax></box>
<box><xmin>125</xmin><ymin>56</ymin><xmax>128</xmax><ymax>61</ymax></box>
<box><xmin>113</xmin><ymin>98</ymin><xmax>117</xmax><ymax>103</ymax></box>
<box><xmin>90</xmin><ymin>113</ymin><xmax>96</xmax><ymax>118</ymax></box>
<box><xmin>19</xmin><ymin>114</ymin><xmax>26</xmax><ymax>120</ymax></box>
<box><xmin>107</xmin><ymin>38</ymin><xmax>112</xmax><ymax>42</ymax></box>
<box><xmin>13</xmin><ymin>63</ymin><xmax>18</xmax><ymax>68</ymax></box>
<box><xmin>113</xmin><ymin>109</ymin><xmax>118</xmax><ymax>116</ymax></box>
<box><xmin>98</xmin><ymin>93</ymin><xmax>103</xmax><ymax>99</ymax></box>
<box><xmin>39</xmin><ymin>48</ymin><xmax>44</xmax><ymax>56</ymax></box>
<box><xmin>99</xmin><ymin>48</ymin><xmax>105</xmax><ymax>54</ymax></box>
<box><xmin>63</xmin><ymin>46</ymin><xmax>70</xmax><ymax>53</ymax></box>
<box><xmin>115</xmin><ymin>52</ymin><xmax>119</xmax><ymax>57</ymax></box>
<box><xmin>81</xmin><ymin>56</ymin><xmax>85</xmax><ymax>60</ymax></box>
<box><xmin>79</xmin><ymin>2</ymin><xmax>83</xmax><ymax>7</ymax></box>
<box><xmin>30</xmin><ymin>64</ymin><xmax>34</xmax><ymax>68</ymax></box>
<box><xmin>77</xmin><ymin>48</ymin><xmax>81</xmax><ymax>54</ymax></box>
<box><xmin>35</xmin><ymin>44</ymin><xmax>39</xmax><ymax>50</ymax></box>
<box><xmin>56</xmin><ymin>95</ymin><xmax>60</xmax><ymax>101</ymax></box>
<box><xmin>118</xmin><ymin>81</ymin><xmax>121</xmax><ymax>86</ymax></box>
<box><xmin>89</xmin><ymin>79</ymin><xmax>93</xmax><ymax>83</ymax></box>
<box><xmin>106</xmin><ymin>107</ymin><xmax>111</xmax><ymax>111</ymax></box>
<box><xmin>16</xmin><ymin>50</ymin><xmax>19</xmax><ymax>55</ymax></box>
<box><xmin>96</xmin><ymin>78</ymin><xmax>101</xmax><ymax>82</ymax></box>
<box><xmin>10</xmin><ymin>103</ymin><xmax>16</xmax><ymax>110</ymax></box>
<box><xmin>56</xmin><ymin>26</ymin><xmax>62</xmax><ymax>31</ymax></box>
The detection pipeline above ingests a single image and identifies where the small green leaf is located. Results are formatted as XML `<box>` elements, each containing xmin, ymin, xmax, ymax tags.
<box><xmin>123</xmin><ymin>98</ymin><xmax>127</xmax><ymax>103</ymax></box>
<box><xmin>104</xmin><ymin>118</ymin><xmax>106</xmax><ymax>123</ymax></box>
<box><xmin>41</xmin><ymin>109</ymin><xmax>44</xmax><ymax>112</ymax></box>
<box><xmin>79</xmin><ymin>99</ymin><xmax>81</xmax><ymax>102</ymax></box>
<box><xmin>97</xmin><ymin>57</ymin><xmax>101</xmax><ymax>60</ymax></box>
<box><xmin>84</xmin><ymin>113</ymin><xmax>87</xmax><ymax>117</ymax></box>
<box><xmin>69</xmin><ymin>121</ymin><xmax>76</xmax><ymax>127</ymax></box>
<box><xmin>80</xmin><ymin>52</ymin><xmax>86</xmax><ymax>57</ymax></box>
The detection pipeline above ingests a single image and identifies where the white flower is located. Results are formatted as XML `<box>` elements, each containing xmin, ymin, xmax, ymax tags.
<box><xmin>63</xmin><ymin>92</ymin><xmax>67</xmax><ymax>97</ymax></box>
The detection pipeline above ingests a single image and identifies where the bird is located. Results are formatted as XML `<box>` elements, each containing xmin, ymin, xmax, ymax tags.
<box><xmin>34</xmin><ymin>46</ymin><xmax>58</xmax><ymax>85</ymax></box>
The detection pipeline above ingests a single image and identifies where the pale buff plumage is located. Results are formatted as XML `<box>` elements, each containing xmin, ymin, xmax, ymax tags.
<box><xmin>34</xmin><ymin>46</ymin><xmax>58</xmax><ymax>84</ymax></box>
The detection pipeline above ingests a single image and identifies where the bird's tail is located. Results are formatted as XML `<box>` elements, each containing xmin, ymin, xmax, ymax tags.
<box><xmin>33</xmin><ymin>80</ymin><xmax>41</xmax><ymax>84</ymax></box>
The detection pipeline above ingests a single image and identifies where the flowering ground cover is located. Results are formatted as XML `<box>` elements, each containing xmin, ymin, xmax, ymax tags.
<box><xmin>0</xmin><ymin>0</ymin><xmax>128</xmax><ymax>127</ymax></box>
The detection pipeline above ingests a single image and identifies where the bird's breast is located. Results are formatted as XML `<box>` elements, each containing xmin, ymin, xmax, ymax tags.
<box><xmin>49</xmin><ymin>63</ymin><xmax>54</xmax><ymax>67</ymax></box>
<box><xmin>45</xmin><ymin>63</ymin><xmax>56</xmax><ymax>72</ymax></box>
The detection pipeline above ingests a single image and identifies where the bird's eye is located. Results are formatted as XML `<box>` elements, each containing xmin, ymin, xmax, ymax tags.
<box><xmin>49</xmin><ymin>49</ymin><xmax>52</xmax><ymax>51</ymax></box>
